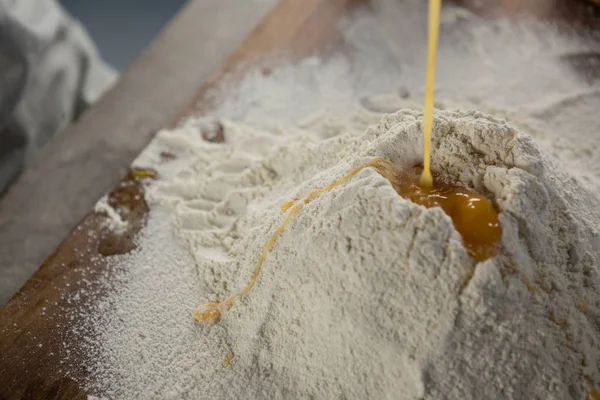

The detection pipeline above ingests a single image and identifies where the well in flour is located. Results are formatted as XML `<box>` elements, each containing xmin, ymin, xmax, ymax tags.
<box><xmin>193</xmin><ymin>156</ymin><xmax>502</xmax><ymax>325</ymax></box>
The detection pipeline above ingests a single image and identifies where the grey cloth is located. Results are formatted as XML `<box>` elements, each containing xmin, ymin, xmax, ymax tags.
<box><xmin>0</xmin><ymin>0</ymin><xmax>117</xmax><ymax>193</ymax></box>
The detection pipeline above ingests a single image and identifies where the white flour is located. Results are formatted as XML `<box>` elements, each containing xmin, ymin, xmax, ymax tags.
<box><xmin>94</xmin><ymin>195</ymin><xmax>128</xmax><ymax>233</ymax></box>
<box><xmin>79</xmin><ymin>2</ymin><xmax>600</xmax><ymax>400</ymax></box>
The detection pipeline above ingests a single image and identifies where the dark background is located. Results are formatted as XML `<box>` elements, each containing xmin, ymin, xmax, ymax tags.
<box><xmin>61</xmin><ymin>0</ymin><xmax>188</xmax><ymax>71</ymax></box>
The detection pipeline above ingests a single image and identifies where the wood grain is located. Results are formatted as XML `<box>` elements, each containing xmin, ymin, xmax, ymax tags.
<box><xmin>0</xmin><ymin>0</ymin><xmax>362</xmax><ymax>398</ymax></box>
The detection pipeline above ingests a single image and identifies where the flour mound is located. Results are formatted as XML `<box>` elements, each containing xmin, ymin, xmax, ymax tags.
<box><xmin>104</xmin><ymin>109</ymin><xmax>600</xmax><ymax>399</ymax></box>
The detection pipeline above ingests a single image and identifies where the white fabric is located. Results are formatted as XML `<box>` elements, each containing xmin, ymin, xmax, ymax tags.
<box><xmin>0</xmin><ymin>0</ymin><xmax>117</xmax><ymax>192</ymax></box>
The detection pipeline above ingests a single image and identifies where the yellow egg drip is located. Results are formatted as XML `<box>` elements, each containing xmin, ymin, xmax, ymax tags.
<box><xmin>222</xmin><ymin>343</ymin><xmax>235</xmax><ymax>368</ymax></box>
<box><xmin>193</xmin><ymin>159</ymin><xmax>396</xmax><ymax>325</ymax></box>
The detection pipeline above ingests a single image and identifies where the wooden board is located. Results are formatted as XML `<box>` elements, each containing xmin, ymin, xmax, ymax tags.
<box><xmin>0</xmin><ymin>0</ymin><xmax>362</xmax><ymax>398</ymax></box>
<box><xmin>1</xmin><ymin>0</ymin><xmax>599</xmax><ymax>399</ymax></box>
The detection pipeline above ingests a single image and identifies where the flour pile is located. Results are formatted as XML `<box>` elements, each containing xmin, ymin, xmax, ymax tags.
<box><xmin>83</xmin><ymin>109</ymin><xmax>600</xmax><ymax>399</ymax></box>
<box><xmin>78</xmin><ymin>1</ymin><xmax>600</xmax><ymax>398</ymax></box>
